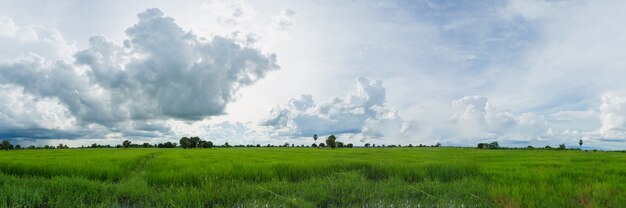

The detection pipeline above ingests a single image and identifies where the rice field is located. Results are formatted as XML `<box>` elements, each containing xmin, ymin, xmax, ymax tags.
<box><xmin>1</xmin><ymin>147</ymin><xmax>625</xmax><ymax>207</ymax></box>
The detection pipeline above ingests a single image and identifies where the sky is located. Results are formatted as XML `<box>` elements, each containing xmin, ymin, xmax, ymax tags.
<box><xmin>1</xmin><ymin>0</ymin><xmax>626</xmax><ymax>149</ymax></box>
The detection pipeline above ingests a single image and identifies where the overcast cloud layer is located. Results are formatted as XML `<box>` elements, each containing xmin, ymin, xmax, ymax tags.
<box><xmin>1</xmin><ymin>0</ymin><xmax>626</xmax><ymax>149</ymax></box>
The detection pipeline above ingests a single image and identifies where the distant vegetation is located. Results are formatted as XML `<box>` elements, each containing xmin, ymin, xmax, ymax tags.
<box><xmin>0</xmin><ymin>137</ymin><xmax>593</xmax><ymax>152</ymax></box>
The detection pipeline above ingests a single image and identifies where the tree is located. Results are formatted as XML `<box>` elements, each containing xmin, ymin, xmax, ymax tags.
<box><xmin>224</xmin><ymin>142</ymin><xmax>230</xmax><ymax>147</ymax></box>
<box><xmin>558</xmin><ymin>144</ymin><xmax>566</xmax><ymax>150</ymax></box>
<box><xmin>142</xmin><ymin>143</ymin><xmax>150</xmax><ymax>148</ymax></box>
<box><xmin>122</xmin><ymin>140</ymin><xmax>131</xmax><ymax>148</ymax></box>
<box><xmin>15</xmin><ymin>144</ymin><xmax>21</xmax><ymax>149</ymax></box>
<box><xmin>312</xmin><ymin>143</ymin><xmax>318</xmax><ymax>148</ymax></box>
<box><xmin>326</xmin><ymin>135</ymin><xmax>337</xmax><ymax>149</ymax></box>
<box><xmin>346</xmin><ymin>143</ymin><xmax>353</xmax><ymax>148</ymax></box>
<box><xmin>200</xmin><ymin>140</ymin><xmax>213</xmax><ymax>148</ymax></box>
<box><xmin>189</xmin><ymin>136</ymin><xmax>201</xmax><ymax>148</ymax></box>
<box><xmin>488</xmin><ymin>141</ymin><xmax>498</xmax><ymax>149</ymax></box>
<box><xmin>313</xmin><ymin>134</ymin><xmax>318</xmax><ymax>146</ymax></box>
<box><xmin>336</xmin><ymin>141</ymin><xmax>344</xmax><ymax>148</ymax></box>
<box><xmin>364</xmin><ymin>143</ymin><xmax>371</xmax><ymax>148</ymax></box>
<box><xmin>2</xmin><ymin>140</ymin><xmax>11</xmax><ymax>150</ymax></box>
<box><xmin>179</xmin><ymin>137</ymin><xmax>190</xmax><ymax>149</ymax></box>
<box><xmin>319</xmin><ymin>143</ymin><xmax>326</xmax><ymax>148</ymax></box>
<box><xmin>579</xmin><ymin>139</ymin><xmax>583</xmax><ymax>149</ymax></box>
<box><xmin>163</xmin><ymin>142</ymin><xmax>175</xmax><ymax>148</ymax></box>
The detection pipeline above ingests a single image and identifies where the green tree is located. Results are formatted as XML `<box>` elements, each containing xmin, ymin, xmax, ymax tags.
<box><xmin>337</xmin><ymin>141</ymin><xmax>344</xmax><ymax>148</ymax></box>
<box><xmin>326</xmin><ymin>135</ymin><xmax>337</xmax><ymax>149</ymax></box>
<box><xmin>122</xmin><ymin>140</ymin><xmax>131</xmax><ymax>148</ymax></box>
<box><xmin>200</xmin><ymin>140</ymin><xmax>213</xmax><ymax>148</ymax></box>
<box><xmin>579</xmin><ymin>139</ymin><xmax>583</xmax><ymax>149</ymax></box>
<box><xmin>1</xmin><ymin>140</ymin><xmax>11</xmax><ymax>150</ymax></box>
<box><xmin>164</xmin><ymin>142</ymin><xmax>175</xmax><ymax>148</ymax></box>
<box><xmin>189</xmin><ymin>136</ymin><xmax>201</xmax><ymax>148</ymax></box>
<box><xmin>179</xmin><ymin>137</ymin><xmax>190</xmax><ymax>149</ymax></box>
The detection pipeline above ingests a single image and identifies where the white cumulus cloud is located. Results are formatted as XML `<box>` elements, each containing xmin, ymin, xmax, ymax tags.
<box><xmin>260</xmin><ymin>76</ymin><xmax>410</xmax><ymax>142</ymax></box>
<box><xmin>0</xmin><ymin>8</ymin><xmax>279</xmax><ymax>140</ymax></box>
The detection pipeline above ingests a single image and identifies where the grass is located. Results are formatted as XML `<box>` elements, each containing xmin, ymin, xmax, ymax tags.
<box><xmin>1</xmin><ymin>147</ymin><xmax>626</xmax><ymax>207</ymax></box>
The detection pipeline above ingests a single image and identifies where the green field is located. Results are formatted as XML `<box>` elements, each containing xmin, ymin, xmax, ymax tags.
<box><xmin>1</xmin><ymin>148</ymin><xmax>625</xmax><ymax>207</ymax></box>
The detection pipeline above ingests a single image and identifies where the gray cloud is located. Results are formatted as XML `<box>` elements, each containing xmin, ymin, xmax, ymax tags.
<box><xmin>0</xmin><ymin>8</ymin><xmax>278</xmax><ymax>139</ymax></box>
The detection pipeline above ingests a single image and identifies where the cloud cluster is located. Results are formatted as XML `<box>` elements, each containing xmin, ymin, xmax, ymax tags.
<box><xmin>0</xmin><ymin>8</ymin><xmax>278</xmax><ymax>139</ymax></box>
<box><xmin>450</xmin><ymin>95</ymin><xmax>549</xmax><ymax>142</ymax></box>
<box><xmin>260</xmin><ymin>76</ymin><xmax>409</xmax><ymax>141</ymax></box>
<box><xmin>597</xmin><ymin>94</ymin><xmax>626</xmax><ymax>139</ymax></box>
<box><xmin>0</xmin><ymin>16</ymin><xmax>75</xmax><ymax>60</ymax></box>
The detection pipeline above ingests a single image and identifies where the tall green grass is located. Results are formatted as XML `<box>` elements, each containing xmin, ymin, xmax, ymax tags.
<box><xmin>1</xmin><ymin>148</ymin><xmax>626</xmax><ymax>207</ymax></box>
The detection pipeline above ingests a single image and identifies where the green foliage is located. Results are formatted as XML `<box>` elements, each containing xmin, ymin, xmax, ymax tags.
<box><xmin>179</xmin><ymin>137</ymin><xmax>190</xmax><ymax>149</ymax></box>
<box><xmin>1</xmin><ymin>140</ymin><xmax>11</xmax><ymax>150</ymax></box>
<box><xmin>2</xmin><ymin>148</ymin><xmax>626</xmax><ymax>207</ymax></box>
<box><xmin>325</xmin><ymin>135</ymin><xmax>337</xmax><ymax>149</ymax></box>
<box><xmin>122</xmin><ymin>140</ymin><xmax>131</xmax><ymax>148</ymax></box>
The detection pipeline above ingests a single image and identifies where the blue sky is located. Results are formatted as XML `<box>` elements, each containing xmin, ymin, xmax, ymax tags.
<box><xmin>0</xmin><ymin>0</ymin><xmax>625</xmax><ymax>149</ymax></box>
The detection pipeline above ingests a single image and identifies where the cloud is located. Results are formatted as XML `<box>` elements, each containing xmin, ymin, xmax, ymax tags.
<box><xmin>450</xmin><ymin>95</ymin><xmax>549</xmax><ymax>142</ymax></box>
<box><xmin>0</xmin><ymin>16</ymin><xmax>76</xmax><ymax>60</ymax></box>
<box><xmin>202</xmin><ymin>0</ymin><xmax>256</xmax><ymax>25</ymax></box>
<box><xmin>0</xmin><ymin>8</ymin><xmax>278</xmax><ymax>140</ymax></box>
<box><xmin>260</xmin><ymin>76</ymin><xmax>410</xmax><ymax>142</ymax></box>
<box><xmin>596</xmin><ymin>94</ymin><xmax>626</xmax><ymax>139</ymax></box>
<box><xmin>271</xmin><ymin>9</ymin><xmax>296</xmax><ymax>31</ymax></box>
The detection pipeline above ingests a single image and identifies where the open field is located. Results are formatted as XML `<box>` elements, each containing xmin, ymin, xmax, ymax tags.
<box><xmin>1</xmin><ymin>148</ymin><xmax>626</xmax><ymax>207</ymax></box>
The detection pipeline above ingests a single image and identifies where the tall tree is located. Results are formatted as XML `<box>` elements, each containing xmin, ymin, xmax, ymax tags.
<box><xmin>122</xmin><ymin>140</ymin><xmax>131</xmax><ymax>148</ymax></box>
<box><xmin>1</xmin><ymin>140</ymin><xmax>11</xmax><ymax>150</ymax></box>
<box><xmin>326</xmin><ymin>135</ymin><xmax>337</xmax><ymax>149</ymax></box>
<box><xmin>579</xmin><ymin>139</ymin><xmax>583</xmax><ymax>149</ymax></box>
<box><xmin>179</xmin><ymin>137</ymin><xmax>190</xmax><ymax>149</ymax></box>
<box><xmin>189</xmin><ymin>136</ymin><xmax>201</xmax><ymax>148</ymax></box>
